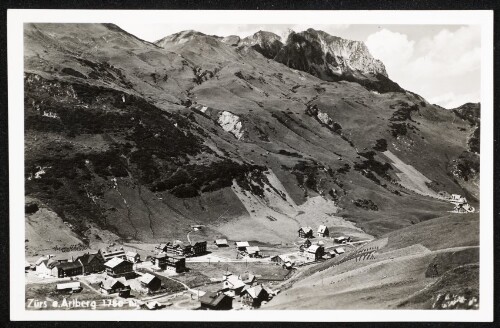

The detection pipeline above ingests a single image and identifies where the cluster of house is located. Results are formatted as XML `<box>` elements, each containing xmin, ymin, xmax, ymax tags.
<box><xmin>200</xmin><ymin>272</ymin><xmax>277</xmax><ymax>310</ymax></box>
<box><xmin>298</xmin><ymin>224</ymin><xmax>329</xmax><ymax>238</ymax></box>
<box><xmin>33</xmin><ymin>247</ymin><xmax>142</xmax><ymax>279</ymax></box>
<box><xmin>235</xmin><ymin>241</ymin><xmax>261</xmax><ymax>258</ymax></box>
<box><xmin>154</xmin><ymin>240</ymin><xmax>207</xmax><ymax>258</ymax></box>
<box><xmin>98</xmin><ymin>272</ymin><xmax>163</xmax><ymax>298</ymax></box>
<box><xmin>449</xmin><ymin>194</ymin><xmax>475</xmax><ymax>213</ymax></box>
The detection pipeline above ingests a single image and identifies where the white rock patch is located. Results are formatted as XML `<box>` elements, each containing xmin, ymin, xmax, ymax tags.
<box><xmin>217</xmin><ymin>111</ymin><xmax>245</xmax><ymax>140</ymax></box>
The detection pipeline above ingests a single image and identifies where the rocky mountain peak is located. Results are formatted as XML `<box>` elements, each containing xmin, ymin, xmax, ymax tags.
<box><xmin>240</xmin><ymin>30</ymin><xmax>284</xmax><ymax>59</ymax></box>
<box><xmin>280</xmin><ymin>28</ymin><xmax>388</xmax><ymax>78</ymax></box>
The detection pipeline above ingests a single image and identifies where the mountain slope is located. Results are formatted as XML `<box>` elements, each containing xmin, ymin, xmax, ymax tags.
<box><xmin>24</xmin><ymin>23</ymin><xmax>477</xmax><ymax>248</ymax></box>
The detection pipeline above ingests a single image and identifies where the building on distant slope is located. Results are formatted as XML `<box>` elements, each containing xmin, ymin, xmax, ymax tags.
<box><xmin>317</xmin><ymin>225</ymin><xmax>329</xmax><ymax>237</ymax></box>
<box><xmin>199</xmin><ymin>291</ymin><xmax>233</xmax><ymax>310</ymax></box>
<box><xmin>104</xmin><ymin>258</ymin><xmax>134</xmax><ymax>278</ymax></box>
<box><xmin>298</xmin><ymin>227</ymin><xmax>313</xmax><ymax>238</ymax></box>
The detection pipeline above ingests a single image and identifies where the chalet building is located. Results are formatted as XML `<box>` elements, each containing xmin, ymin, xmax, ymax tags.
<box><xmin>246</xmin><ymin>246</ymin><xmax>260</xmax><ymax>258</ymax></box>
<box><xmin>35</xmin><ymin>255</ymin><xmax>66</xmax><ymax>276</ymax></box>
<box><xmin>99</xmin><ymin>247</ymin><xmax>126</xmax><ymax>262</ymax></box>
<box><xmin>215</xmin><ymin>239</ymin><xmax>229</xmax><ymax>247</ymax></box>
<box><xmin>241</xmin><ymin>284</ymin><xmax>270</xmax><ymax>308</ymax></box>
<box><xmin>199</xmin><ymin>291</ymin><xmax>233</xmax><ymax>310</ymax></box>
<box><xmin>305</xmin><ymin>245</ymin><xmax>325</xmax><ymax>261</ymax></box>
<box><xmin>35</xmin><ymin>259</ymin><xmax>53</xmax><ymax>276</ymax></box>
<box><xmin>75</xmin><ymin>253</ymin><xmax>104</xmax><ymax>274</ymax></box>
<box><xmin>126</xmin><ymin>251</ymin><xmax>140</xmax><ymax>263</ymax></box>
<box><xmin>191</xmin><ymin>241</ymin><xmax>207</xmax><ymax>256</ymax></box>
<box><xmin>165</xmin><ymin>255</ymin><xmax>186</xmax><ymax>273</ymax></box>
<box><xmin>166</xmin><ymin>240</ymin><xmax>192</xmax><ymax>256</ymax></box>
<box><xmin>52</xmin><ymin>261</ymin><xmax>83</xmax><ymax>278</ymax></box>
<box><xmin>235</xmin><ymin>241</ymin><xmax>250</xmax><ymax>252</ymax></box>
<box><xmin>303</xmin><ymin>238</ymin><xmax>312</xmax><ymax>248</ymax></box>
<box><xmin>271</xmin><ymin>255</ymin><xmax>292</xmax><ymax>267</ymax></box>
<box><xmin>99</xmin><ymin>277</ymin><xmax>130</xmax><ymax>296</ymax></box>
<box><xmin>298</xmin><ymin>227</ymin><xmax>313</xmax><ymax>238</ymax></box>
<box><xmin>334</xmin><ymin>236</ymin><xmax>351</xmax><ymax>244</ymax></box>
<box><xmin>222</xmin><ymin>273</ymin><xmax>246</xmax><ymax>296</ymax></box>
<box><xmin>317</xmin><ymin>225</ymin><xmax>329</xmax><ymax>237</ymax></box>
<box><xmin>56</xmin><ymin>282</ymin><xmax>82</xmax><ymax>293</ymax></box>
<box><xmin>104</xmin><ymin>258</ymin><xmax>134</xmax><ymax>278</ymax></box>
<box><xmin>152</xmin><ymin>253</ymin><xmax>168</xmax><ymax>270</ymax></box>
<box><xmin>138</xmin><ymin>273</ymin><xmax>162</xmax><ymax>293</ymax></box>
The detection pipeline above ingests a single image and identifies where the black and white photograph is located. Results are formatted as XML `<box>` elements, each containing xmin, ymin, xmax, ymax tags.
<box><xmin>7</xmin><ymin>9</ymin><xmax>494</xmax><ymax>322</ymax></box>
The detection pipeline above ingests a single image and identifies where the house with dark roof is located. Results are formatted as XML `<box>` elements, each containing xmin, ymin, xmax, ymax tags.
<box><xmin>191</xmin><ymin>241</ymin><xmax>207</xmax><ymax>256</ymax></box>
<box><xmin>199</xmin><ymin>291</ymin><xmax>233</xmax><ymax>310</ymax></box>
<box><xmin>53</xmin><ymin>261</ymin><xmax>83</xmax><ymax>278</ymax></box>
<box><xmin>317</xmin><ymin>225</ymin><xmax>329</xmax><ymax>237</ymax></box>
<box><xmin>75</xmin><ymin>253</ymin><xmax>104</xmax><ymax>274</ymax></box>
<box><xmin>298</xmin><ymin>227</ymin><xmax>313</xmax><ymax>238</ymax></box>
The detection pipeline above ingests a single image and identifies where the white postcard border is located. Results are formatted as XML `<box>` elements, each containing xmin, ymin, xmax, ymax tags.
<box><xmin>8</xmin><ymin>9</ymin><xmax>494</xmax><ymax>322</ymax></box>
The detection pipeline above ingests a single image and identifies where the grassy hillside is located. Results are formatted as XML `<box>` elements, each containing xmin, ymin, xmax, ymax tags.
<box><xmin>24</xmin><ymin>23</ymin><xmax>478</xmax><ymax>246</ymax></box>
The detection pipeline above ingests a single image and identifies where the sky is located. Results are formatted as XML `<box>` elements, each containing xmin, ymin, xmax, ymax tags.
<box><xmin>116</xmin><ymin>23</ymin><xmax>481</xmax><ymax>109</ymax></box>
